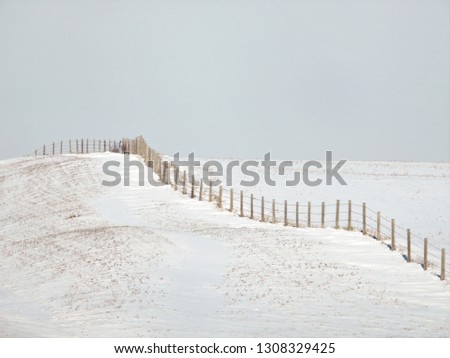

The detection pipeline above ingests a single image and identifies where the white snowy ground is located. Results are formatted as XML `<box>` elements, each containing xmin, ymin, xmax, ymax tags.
<box><xmin>181</xmin><ymin>157</ymin><xmax>450</xmax><ymax>268</ymax></box>
<box><xmin>0</xmin><ymin>153</ymin><xmax>449</xmax><ymax>337</ymax></box>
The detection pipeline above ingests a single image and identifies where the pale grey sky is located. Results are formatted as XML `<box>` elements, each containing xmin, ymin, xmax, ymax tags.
<box><xmin>0</xmin><ymin>0</ymin><xmax>448</xmax><ymax>161</ymax></box>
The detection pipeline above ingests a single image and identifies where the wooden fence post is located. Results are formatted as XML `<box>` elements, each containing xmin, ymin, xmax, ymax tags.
<box><xmin>199</xmin><ymin>180</ymin><xmax>203</xmax><ymax>201</ymax></box>
<box><xmin>60</xmin><ymin>140</ymin><xmax>63</xmax><ymax>154</ymax></box>
<box><xmin>190</xmin><ymin>175</ymin><xmax>195</xmax><ymax>198</ymax></box>
<box><xmin>307</xmin><ymin>201</ymin><xmax>311</xmax><ymax>227</ymax></box>
<box><xmin>86</xmin><ymin>139</ymin><xmax>89</xmax><ymax>154</ymax></box>
<box><xmin>76</xmin><ymin>139</ymin><xmax>79</xmax><ymax>154</ymax></box>
<box><xmin>335</xmin><ymin>200</ymin><xmax>340</xmax><ymax>229</ymax></box>
<box><xmin>407</xmin><ymin>229</ymin><xmax>411</xmax><ymax>262</ymax></box>
<box><xmin>43</xmin><ymin>145</ymin><xmax>46</xmax><ymax>155</ymax></box>
<box><xmin>284</xmin><ymin>200</ymin><xmax>288</xmax><ymax>226</ymax></box>
<box><xmin>167</xmin><ymin>162</ymin><xmax>171</xmax><ymax>185</ymax></box>
<box><xmin>441</xmin><ymin>249</ymin><xmax>446</xmax><ymax>280</ymax></box>
<box><xmin>161</xmin><ymin>162</ymin><xmax>165</xmax><ymax>183</ymax></box>
<box><xmin>261</xmin><ymin>196</ymin><xmax>265</xmax><ymax>222</ymax></box>
<box><xmin>104</xmin><ymin>140</ymin><xmax>106</xmax><ymax>152</ymax></box>
<box><xmin>34</xmin><ymin>150</ymin><xmax>37</xmax><ymax>156</ymax></box>
<box><xmin>362</xmin><ymin>203</ymin><xmax>367</xmax><ymax>235</ymax></box>
<box><xmin>391</xmin><ymin>219</ymin><xmax>396</xmax><ymax>251</ymax></box>
<box><xmin>182</xmin><ymin>171</ymin><xmax>187</xmax><ymax>195</ymax></box>
<box><xmin>81</xmin><ymin>139</ymin><xmax>84</xmax><ymax>154</ymax></box>
<box><xmin>218</xmin><ymin>186</ymin><xmax>223</xmax><ymax>208</ymax></box>
<box><xmin>347</xmin><ymin>200</ymin><xmax>352</xmax><ymax>230</ymax></box>
<box><xmin>321</xmin><ymin>202</ymin><xmax>325</xmax><ymax>228</ymax></box>
<box><xmin>149</xmin><ymin>149</ymin><xmax>154</xmax><ymax>165</ymax></box>
<box><xmin>424</xmin><ymin>238</ymin><xmax>428</xmax><ymax>271</ymax></box>
<box><xmin>52</xmin><ymin>142</ymin><xmax>55</xmax><ymax>155</ymax></box>
<box><xmin>69</xmin><ymin>140</ymin><xmax>72</xmax><ymax>154</ymax></box>
<box><xmin>209</xmin><ymin>181</ymin><xmax>212</xmax><ymax>202</ymax></box>
<box><xmin>376</xmin><ymin>212</ymin><xmax>381</xmax><ymax>240</ymax></box>
<box><xmin>272</xmin><ymin>199</ymin><xmax>276</xmax><ymax>223</ymax></box>
<box><xmin>230</xmin><ymin>189</ymin><xmax>234</xmax><ymax>212</ymax></box>
<box><xmin>296</xmin><ymin>202</ymin><xmax>299</xmax><ymax>228</ymax></box>
<box><xmin>174</xmin><ymin>168</ymin><xmax>179</xmax><ymax>191</ymax></box>
<box><xmin>162</xmin><ymin>162</ymin><xmax>166</xmax><ymax>184</ymax></box>
<box><xmin>240</xmin><ymin>190</ymin><xmax>244</xmax><ymax>217</ymax></box>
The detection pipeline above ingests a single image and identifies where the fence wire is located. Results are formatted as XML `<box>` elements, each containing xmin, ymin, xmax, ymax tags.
<box><xmin>29</xmin><ymin>137</ymin><xmax>450</xmax><ymax>280</ymax></box>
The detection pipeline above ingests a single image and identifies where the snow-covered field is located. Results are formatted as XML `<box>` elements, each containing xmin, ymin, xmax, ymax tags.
<box><xmin>0</xmin><ymin>153</ymin><xmax>449</xmax><ymax>337</ymax></box>
<box><xmin>179</xmin><ymin>157</ymin><xmax>450</xmax><ymax>272</ymax></box>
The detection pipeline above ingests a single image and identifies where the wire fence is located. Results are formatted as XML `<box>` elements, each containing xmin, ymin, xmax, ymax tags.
<box><xmin>29</xmin><ymin>135</ymin><xmax>448</xmax><ymax>282</ymax></box>
<box><xmin>184</xmin><ymin>181</ymin><xmax>448</xmax><ymax>280</ymax></box>
<box><xmin>28</xmin><ymin>139</ymin><xmax>123</xmax><ymax>156</ymax></box>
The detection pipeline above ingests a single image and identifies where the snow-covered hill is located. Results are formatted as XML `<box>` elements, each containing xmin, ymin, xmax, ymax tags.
<box><xmin>0</xmin><ymin>153</ymin><xmax>449</xmax><ymax>337</ymax></box>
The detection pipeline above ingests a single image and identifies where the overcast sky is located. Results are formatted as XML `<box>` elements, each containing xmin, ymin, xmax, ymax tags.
<box><xmin>0</xmin><ymin>0</ymin><xmax>448</xmax><ymax>161</ymax></box>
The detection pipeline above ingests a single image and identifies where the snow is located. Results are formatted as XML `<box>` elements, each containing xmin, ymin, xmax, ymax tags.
<box><xmin>0</xmin><ymin>153</ymin><xmax>449</xmax><ymax>337</ymax></box>
<box><xmin>180</xmin><ymin>157</ymin><xmax>450</xmax><ymax>270</ymax></box>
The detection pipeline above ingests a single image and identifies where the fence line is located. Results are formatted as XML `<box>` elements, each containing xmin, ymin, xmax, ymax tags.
<box><xmin>29</xmin><ymin>135</ymin><xmax>448</xmax><ymax>281</ymax></box>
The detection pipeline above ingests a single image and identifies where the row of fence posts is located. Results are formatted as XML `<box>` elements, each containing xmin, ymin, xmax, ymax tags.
<box><xmin>122</xmin><ymin>136</ymin><xmax>164</xmax><ymax>188</ymax></box>
<box><xmin>155</xmin><ymin>158</ymin><xmax>446</xmax><ymax>281</ymax></box>
<box><xmin>35</xmin><ymin>137</ymin><xmax>165</xmax><ymax>179</ymax></box>
<box><xmin>36</xmin><ymin>139</ymin><xmax>123</xmax><ymax>156</ymax></box>
<box><xmin>35</xmin><ymin>136</ymin><xmax>447</xmax><ymax>281</ymax></box>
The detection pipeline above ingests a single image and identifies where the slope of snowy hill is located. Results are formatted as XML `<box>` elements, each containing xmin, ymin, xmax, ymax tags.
<box><xmin>0</xmin><ymin>153</ymin><xmax>449</xmax><ymax>337</ymax></box>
